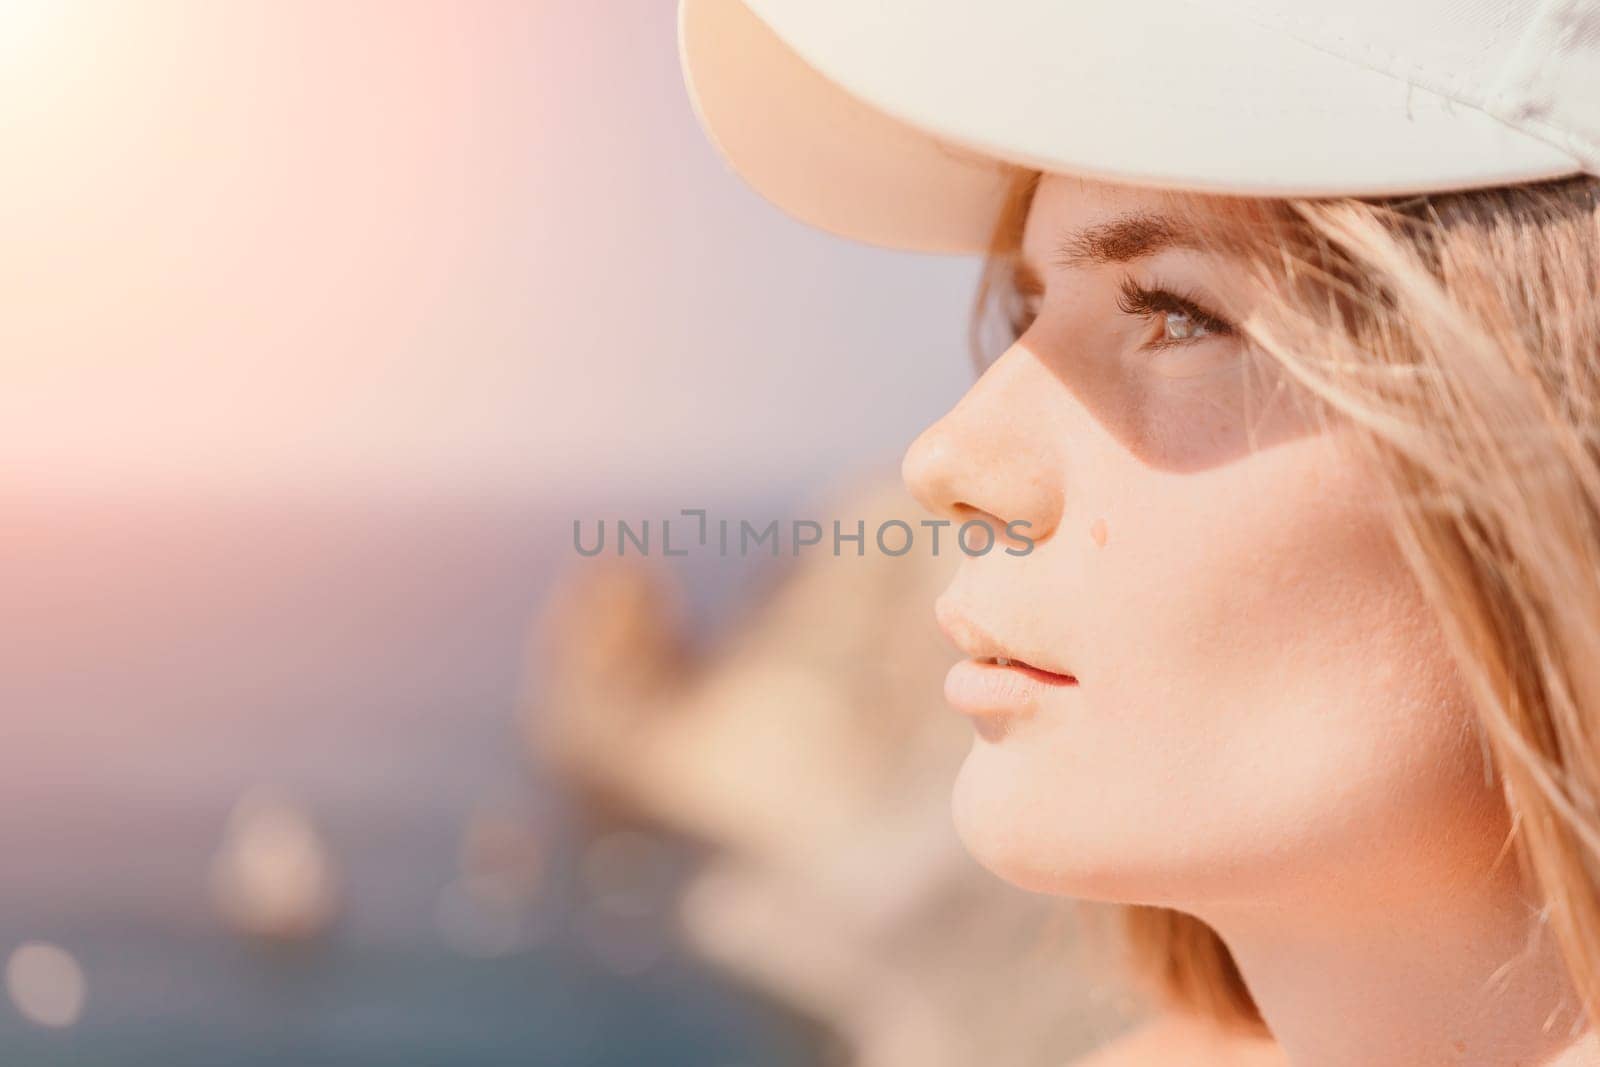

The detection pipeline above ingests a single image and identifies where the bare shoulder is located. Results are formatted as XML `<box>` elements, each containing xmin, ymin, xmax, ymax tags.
<box><xmin>1064</xmin><ymin>1012</ymin><xmax>1287</xmax><ymax>1067</ymax></box>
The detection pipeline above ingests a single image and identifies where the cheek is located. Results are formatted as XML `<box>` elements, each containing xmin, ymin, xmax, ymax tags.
<box><xmin>955</xmin><ymin>428</ymin><xmax>1506</xmax><ymax>906</ymax></box>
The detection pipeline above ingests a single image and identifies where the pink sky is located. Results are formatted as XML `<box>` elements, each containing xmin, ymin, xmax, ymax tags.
<box><xmin>0</xmin><ymin>0</ymin><xmax>980</xmax><ymax>495</ymax></box>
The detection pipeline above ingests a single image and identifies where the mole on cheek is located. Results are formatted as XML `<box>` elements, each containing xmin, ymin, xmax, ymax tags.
<box><xmin>1090</xmin><ymin>517</ymin><xmax>1108</xmax><ymax>547</ymax></box>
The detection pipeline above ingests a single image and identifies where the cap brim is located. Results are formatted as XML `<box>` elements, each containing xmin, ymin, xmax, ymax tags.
<box><xmin>679</xmin><ymin>0</ymin><xmax>1586</xmax><ymax>254</ymax></box>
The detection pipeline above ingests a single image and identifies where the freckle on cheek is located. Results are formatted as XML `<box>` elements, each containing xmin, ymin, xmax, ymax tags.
<box><xmin>1090</xmin><ymin>517</ymin><xmax>1108</xmax><ymax>547</ymax></box>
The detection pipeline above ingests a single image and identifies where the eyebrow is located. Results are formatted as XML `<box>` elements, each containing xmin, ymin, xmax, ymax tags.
<box><xmin>1014</xmin><ymin>211</ymin><xmax>1205</xmax><ymax>294</ymax></box>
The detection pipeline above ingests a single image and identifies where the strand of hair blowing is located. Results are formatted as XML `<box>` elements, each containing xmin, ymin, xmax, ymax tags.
<box><xmin>1238</xmin><ymin>176</ymin><xmax>1600</xmax><ymax>1030</ymax></box>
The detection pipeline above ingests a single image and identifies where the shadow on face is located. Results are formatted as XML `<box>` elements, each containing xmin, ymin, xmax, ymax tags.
<box><xmin>902</xmin><ymin>174</ymin><xmax>1503</xmax><ymax>919</ymax></box>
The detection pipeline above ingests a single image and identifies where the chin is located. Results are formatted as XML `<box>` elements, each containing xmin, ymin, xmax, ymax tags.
<box><xmin>951</xmin><ymin>742</ymin><xmax>1113</xmax><ymax>900</ymax></box>
<box><xmin>948</xmin><ymin>740</ymin><xmax>1207</xmax><ymax>907</ymax></box>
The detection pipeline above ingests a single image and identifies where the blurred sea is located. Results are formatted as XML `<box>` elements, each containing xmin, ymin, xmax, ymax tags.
<box><xmin>0</xmin><ymin>486</ymin><xmax>823</xmax><ymax>1065</ymax></box>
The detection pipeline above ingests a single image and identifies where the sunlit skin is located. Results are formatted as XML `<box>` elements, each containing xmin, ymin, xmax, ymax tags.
<box><xmin>902</xmin><ymin>174</ymin><xmax>1599</xmax><ymax>1066</ymax></box>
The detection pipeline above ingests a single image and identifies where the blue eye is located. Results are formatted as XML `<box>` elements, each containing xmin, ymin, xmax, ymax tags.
<box><xmin>1116</xmin><ymin>276</ymin><xmax>1236</xmax><ymax>350</ymax></box>
<box><xmin>1159</xmin><ymin>309</ymin><xmax>1213</xmax><ymax>341</ymax></box>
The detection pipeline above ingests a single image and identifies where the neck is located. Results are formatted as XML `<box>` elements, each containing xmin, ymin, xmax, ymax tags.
<box><xmin>1192</xmin><ymin>863</ymin><xmax>1598</xmax><ymax>1067</ymax></box>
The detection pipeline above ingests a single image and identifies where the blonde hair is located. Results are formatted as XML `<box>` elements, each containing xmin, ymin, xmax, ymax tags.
<box><xmin>973</xmin><ymin>169</ymin><xmax>1600</xmax><ymax>1033</ymax></box>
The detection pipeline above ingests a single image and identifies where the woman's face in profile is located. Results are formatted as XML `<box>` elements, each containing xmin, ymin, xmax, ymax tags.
<box><xmin>903</xmin><ymin>173</ymin><xmax>1509</xmax><ymax>913</ymax></box>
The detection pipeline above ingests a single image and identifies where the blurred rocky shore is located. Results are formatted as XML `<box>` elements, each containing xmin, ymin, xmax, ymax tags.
<box><xmin>530</xmin><ymin>476</ymin><xmax>1144</xmax><ymax>1067</ymax></box>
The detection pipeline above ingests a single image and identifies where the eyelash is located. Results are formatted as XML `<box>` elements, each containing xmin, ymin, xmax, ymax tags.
<box><xmin>1006</xmin><ymin>277</ymin><xmax>1237</xmax><ymax>350</ymax></box>
<box><xmin>1114</xmin><ymin>276</ymin><xmax>1236</xmax><ymax>350</ymax></box>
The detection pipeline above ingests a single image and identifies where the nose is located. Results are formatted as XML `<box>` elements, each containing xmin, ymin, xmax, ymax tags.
<box><xmin>901</xmin><ymin>349</ymin><xmax>1064</xmax><ymax>544</ymax></box>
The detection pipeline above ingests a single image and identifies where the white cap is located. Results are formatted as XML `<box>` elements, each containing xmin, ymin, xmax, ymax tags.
<box><xmin>678</xmin><ymin>0</ymin><xmax>1600</xmax><ymax>253</ymax></box>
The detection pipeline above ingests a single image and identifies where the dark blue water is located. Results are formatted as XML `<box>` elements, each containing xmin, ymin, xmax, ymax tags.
<box><xmin>0</xmin><ymin>920</ymin><xmax>820</xmax><ymax>1066</ymax></box>
<box><xmin>0</xmin><ymin>487</ymin><xmax>826</xmax><ymax>1064</ymax></box>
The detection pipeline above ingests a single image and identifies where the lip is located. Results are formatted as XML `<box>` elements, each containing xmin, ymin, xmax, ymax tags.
<box><xmin>944</xmin><ymin>657</ymin><xmax>1079</xmax><ymax>735</ymax></box>
<box><xmin>934</xmin><ymin>597</ymin><xmax>1076</xmax><ymax>679</ymax></box>
<box><xmin>935</xmin><ymin>599</ymin><xmax>1080</xmax><ymax>740</ymax></box>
